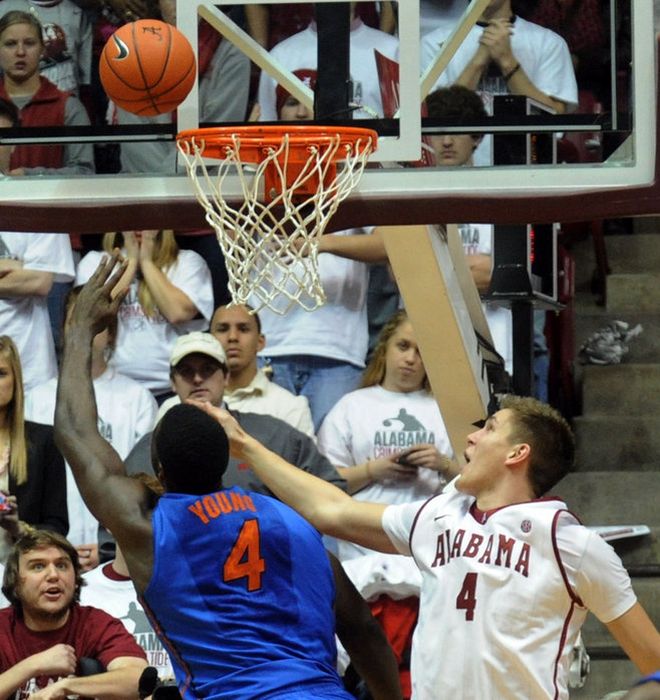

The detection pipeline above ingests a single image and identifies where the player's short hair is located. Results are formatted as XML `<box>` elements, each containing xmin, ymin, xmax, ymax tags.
<box><xmin>426</xmin><ymin>85</ymin><xmax>487</xmax><ymax>140</ymax></box>
<box><xmin>2</xmin><ymin>530</ymin><xmax>84</xmax><ymax>610</ymax></box>
<box><xmin>153</xmin><ymin>403</ymin><xmax>229</xmax><ymax>495</ymax></box>
<box><xmin>499</xmin><ymin>395</ymin><xmax>575</xmax><ymax>496</ymax></box>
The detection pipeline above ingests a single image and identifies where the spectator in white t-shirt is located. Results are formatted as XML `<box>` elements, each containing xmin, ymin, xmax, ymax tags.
<box><xmin>75</xmin><ymin>231</ymin><xmax>214</xmax><ymax>400</ymax></box>
<box><xmin>256</xmin><ymin>4</ymin><xmax>398</xmax><ymax>121</ymax></box>
<box><xmin>0</xmin><ymin>232</ymin><xmax>74</xmax><ymax>392</ymax></box>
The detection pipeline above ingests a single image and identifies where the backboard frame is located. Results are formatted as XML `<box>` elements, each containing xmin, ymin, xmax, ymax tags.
<box><xmin>0</xmin><ymin>0</ymin><xmax>656</xmax><ymax>233</ymax></box>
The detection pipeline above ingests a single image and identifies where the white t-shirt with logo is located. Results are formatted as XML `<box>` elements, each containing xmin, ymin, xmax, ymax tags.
<box><xmin>318</xmin><ymin>384</ymin><xmax>452</xmax><ymax>560</ymax></box>
<box><xmin>0</xmin><ymin>232</ymin><xmax>75</xmax><ymax>391</ymax></box>
<box><xmin>25</xmin><ymin>369</ymin><xmax>158</xmax><ymax>546</ymax></box>
<box><xmin>76</xmin><ymin>250</ymin><xmax>214</xmax><ymax>395</ymax></box>
<box><xmin>257</xmin><ymin>19</ymin><xmax>399</xmax><ymax>121</ymax></box>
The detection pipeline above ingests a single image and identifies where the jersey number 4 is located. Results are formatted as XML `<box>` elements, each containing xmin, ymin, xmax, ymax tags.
<box><xmin>223</xmin><ymin>519</ymin><xmax>266</xmax><ymax>592</ymax></box>
<box><xmin>456</xmin><ymin>572</ymin><xmax>477</xmax><ymax>621</ymax></box>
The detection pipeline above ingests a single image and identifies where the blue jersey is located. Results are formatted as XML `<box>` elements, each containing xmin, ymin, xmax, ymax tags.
<box><xmin>142</xmin><ymin>487</ymin><xmax>351</xmax><ymax>700</ymax></box>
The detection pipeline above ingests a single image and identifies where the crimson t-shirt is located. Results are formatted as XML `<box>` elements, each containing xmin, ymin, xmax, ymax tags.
<box><xmin>0</xmin><ymin>604</ymin><xmax>146</xmax><ymax>698</ymax></box>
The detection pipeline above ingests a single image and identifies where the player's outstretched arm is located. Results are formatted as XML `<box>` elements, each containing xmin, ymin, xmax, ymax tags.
<box><xmin>329</xmin><ymin>552</ymin><xmax>403</xmax><ymax>700</ymax></box>
<box><xmin>606</xmin><ymin>602</ymin><xmax>660</xmax><ymax>675</ymax></box>
<box><xmin>191</xmin><ymin>400</ymin><xmax>398</xmax><ymax>554</ymax></box>
<box><xmin>54</xmin><ymin>254</ymin><xmax>153</xmax><ymax>573</ymax></box>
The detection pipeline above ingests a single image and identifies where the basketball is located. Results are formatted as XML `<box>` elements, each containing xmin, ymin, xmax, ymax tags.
<box><xmin>99</xmin><ymin>19</ymin><xmax>197</xmax><ymax>117</ymax></box>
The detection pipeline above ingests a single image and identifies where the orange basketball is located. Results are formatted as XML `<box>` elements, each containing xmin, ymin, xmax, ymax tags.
<box><xmin>99</xmin><ymin>19</ymin><xmax>196</xmax><ymax>117</ymax></box>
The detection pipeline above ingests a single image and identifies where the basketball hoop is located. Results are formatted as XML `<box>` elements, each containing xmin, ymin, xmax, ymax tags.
<box><xmin>176</xmin><ymin>125</ymin><xmax>377</xmax><ymax>314</ymax></box>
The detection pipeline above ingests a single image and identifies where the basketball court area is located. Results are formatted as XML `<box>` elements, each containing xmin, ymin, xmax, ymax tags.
<box><xmin>0</xmin><ymin>1</ymin><xmax>658</xmax><ymax>697</ymax></box>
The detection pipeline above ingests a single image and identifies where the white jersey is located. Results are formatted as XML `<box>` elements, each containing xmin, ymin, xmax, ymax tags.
<box><xmin>76</xmin><ymin>250</ymin><xmax>214</xmax><ymax>394</ymax></box>
<box><xmin>254</xmin><ymin>229</ymin><xmax>371</xmax><ymax>367</ymax></box>
<box><xmin>318</xmin><ymin>385</ymin><xmax>452</xmax><ymax>560</ymax></box>
<box><xmin>82</xmin><ymin>563</ymin><xmax>174</xmax><ymax>680</ymax></box>
<box><xmin>382</xmin><ymin>483</ymin><xmax>637</xmax><ymax>699</ymax></box>
<box><xmin>257</xmin><ymin>19</ymin><xmax>398</xmax><ymax>121</ymax></box>
<box><xmin>0</xmin><ymin>232</ymin><xmax>74</xmax><ymax>391</ymax></box>
<box><xmin>458</xmin><ymin>222</ymin><xmax>513</xmax><ymax>372</ymax></box>
<box><xmin>25</xmin><ymin>369</ymin><xmax>158</xmax><ymax>546</ymax></box>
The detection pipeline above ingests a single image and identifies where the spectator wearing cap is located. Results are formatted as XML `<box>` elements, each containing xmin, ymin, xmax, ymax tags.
<box><xmin>123</xmin><ymin>331</ymin><xmax>345</xmax><ymax>496</ymax></box>
<box><xmin>155</xmin><ymin>304</ymin><xmax>314</xmax><ymax>436</ymax></box>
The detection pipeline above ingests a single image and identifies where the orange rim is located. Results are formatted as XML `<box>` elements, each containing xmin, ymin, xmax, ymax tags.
<box><xmin>176</xmin><ymin>124</ymin><xmax>378</xmax><ymax>163</ymax></box>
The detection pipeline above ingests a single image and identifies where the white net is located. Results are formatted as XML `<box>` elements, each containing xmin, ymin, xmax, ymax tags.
<box><xmin>177</xmin><ymin>129</ymin><xmax>376</xmax><ymax>315</ymax></box>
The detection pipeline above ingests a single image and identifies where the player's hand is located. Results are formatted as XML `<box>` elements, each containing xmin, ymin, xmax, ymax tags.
<box><xmin>479</xmin><ymin>18</ymin><xmax>515</xmax><ymax>66</ymax></box>
<box><xmin>71</xmin><ymin>253</ymin><xmax>128</xmax><ymax>335</ymax></box>
<box><xmin>76</xmin><ymin>543</ymin><xmax>99</xmax><ymax>573</ymax></box>
<box><xmin>27</xmin><ymin>644</ymin><xmax>77</xmax><ymax>680</ymax></box>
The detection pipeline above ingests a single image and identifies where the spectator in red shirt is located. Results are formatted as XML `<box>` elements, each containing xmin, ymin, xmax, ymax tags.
<box><xmin>0</xmin><ymin>529</ymin><xmax>146</xmax><ymax>700</ymax></box>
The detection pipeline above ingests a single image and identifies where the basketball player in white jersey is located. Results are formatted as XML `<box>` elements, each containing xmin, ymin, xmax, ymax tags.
<box><xmin>199</xmin><ymin>395</ymin><xmax>660</xmax><ymax>699</ymax></box>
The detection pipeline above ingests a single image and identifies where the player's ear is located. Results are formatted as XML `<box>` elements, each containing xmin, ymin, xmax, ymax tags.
<box><xmin>257</xmin><ymin>334</ymin><xmax>266</xmax><ymax>353</ymax></box>
<box><xmin>506</xmin><ymin>443</ymin><xmax>530</xmax><ymax>465</ymax></box>
<box><xmin>472</xmin><ymin>135</ymin><xmax>483</xmax><ymax>150</ymax></box>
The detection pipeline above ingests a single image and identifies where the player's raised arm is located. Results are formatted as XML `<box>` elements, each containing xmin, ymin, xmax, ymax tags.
<box><xmin>54</xmin><ymin>254</ymin><xmax>152</xmax><ymax>557</ymax></box>
<box><xmin>192</xmin><ymin>400</ymin><xmax>397</xmax><ymax>554</ymax></box>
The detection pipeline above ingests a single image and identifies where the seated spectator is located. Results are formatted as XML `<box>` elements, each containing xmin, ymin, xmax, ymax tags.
<box><xmin>256</xmin><ymin>4</ymin><xmax>398</xmax><ymax>121</ymax></box>
<box><xmin>25</xmin><ymin>287</ymin><xmax>157</xmax><ymax>571</ymax></box>
<box><xmin>0</xmin><ymin>209</ymin><xmax>75</xmax><ymax>391</ymax></box>
<box><xmin>252</xmin><ymin>69</ymin><xmax>375</xmax><ymax>431</ymax></box>
<box><xmin>124</xmin><ymin>331</ymin><xmax>344</xmax><ymax>495</ymax></box>
<box><xmin>158</xmin><ymin>304</ymin><xmax>315</xmax><ymax>437</ymax></box>
<box><xmin>0</xmin><ymin>0</ymin><xmax>93</xmax><ymax>96</ymax></box>
<box><xmin>317</xmin><ymin>310</ymin><xmax>457</xmax><ymax>561</ymax></box>
<box><xmin>0</xmin><ymin>529</ymin><xmax>147</xmax><ymax>699</ymax></box>
<box><xmin>75</xmin><ymin>230</ymin><xmax>214</xmax><ymax>400</ymax></box>
<box><xmin>0</xmin><ymin>336</ymin><xmax>67</xmax><ymax>562</ymax></box>
<box><xmin>0</xmin><ymin>11</ymin><xmax>94</xmax><ymax>174</ymax></box>
<box><xmin>421</xmin><ymin>0</ymin><xmax>577</xmax><ymax>165</ymax></box>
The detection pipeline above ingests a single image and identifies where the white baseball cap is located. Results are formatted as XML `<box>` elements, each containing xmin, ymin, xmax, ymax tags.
<box><xmin>170</xmin><ymin>332</ymin><xmax>227</xmax><ymax>368</ymax></box>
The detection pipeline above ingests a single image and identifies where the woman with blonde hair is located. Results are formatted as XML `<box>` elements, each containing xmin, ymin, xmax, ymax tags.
<box><xmin>318</xmin><ymin>309</ymin><xmax>457</xmax><ymax>560</ymax></box>
<box><xmin>0</xmin><ymin>336</ymin><xmax>67</xmax><ymax>559</ymax></box>
<box><xmin>75</xmin><ymin>230</ymin><xmax>214</xmax><ymax>400</ymax></box>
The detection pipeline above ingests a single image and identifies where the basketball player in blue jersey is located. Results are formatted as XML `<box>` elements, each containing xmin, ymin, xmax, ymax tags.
<box><xmin>53</xmin><ymin>255</ymin><xmax>401</xmax><ymax>700</ymax></box>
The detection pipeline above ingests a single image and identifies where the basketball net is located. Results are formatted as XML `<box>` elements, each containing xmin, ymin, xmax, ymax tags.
<box><xmin>176</xmin><ymin>127</ymin><xmax>377</xmax><ymax>314</ymax></box>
